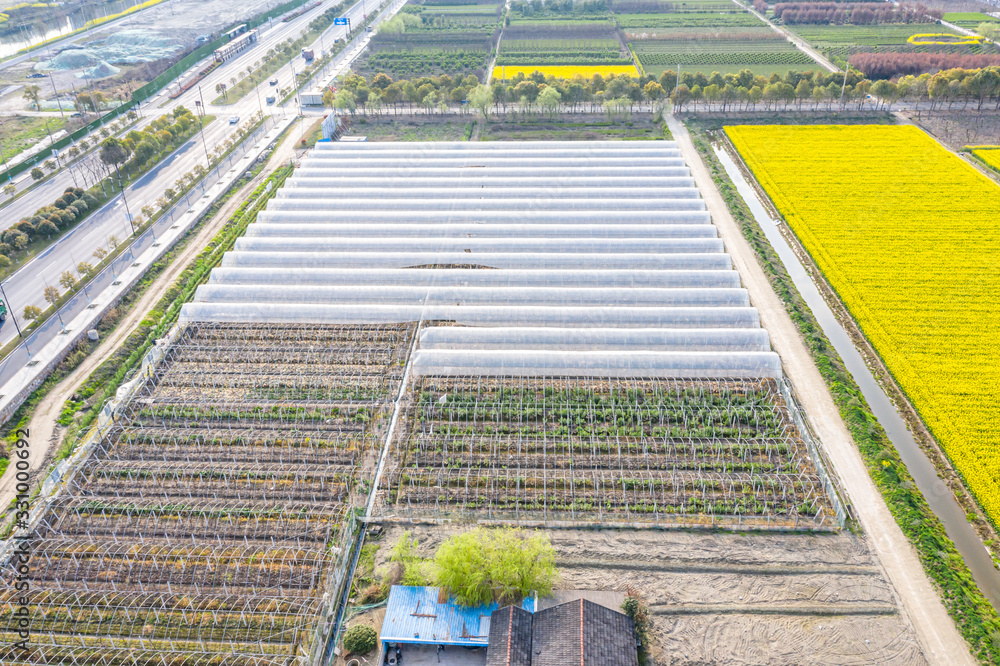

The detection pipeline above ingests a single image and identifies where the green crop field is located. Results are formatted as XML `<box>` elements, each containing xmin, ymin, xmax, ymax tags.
<box><xmin>786</xmin><ymin>22</ymin><xmax>994</xmax><ymax>66</ymax></box>
<box><xmin>943</xmin><ymin>11</ymin><xmax>999</xmax><ymax>28</ymax></box>
<box><xmin>617</xmin><ymin>12</ymin><xmax>763</xmax><ymax>28</ymax></box>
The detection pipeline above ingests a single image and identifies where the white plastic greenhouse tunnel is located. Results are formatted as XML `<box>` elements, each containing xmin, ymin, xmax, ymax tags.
<box><xmin>180</xmin><ymin>141</ymin><xmax>784</xmax><ymax>380</ymax></box>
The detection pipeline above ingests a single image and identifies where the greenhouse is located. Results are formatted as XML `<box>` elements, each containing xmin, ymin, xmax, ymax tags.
<box><xmin>1</xmin><ymin>142</ymin><xmax>844</xmax><ymax>665</ymax></box>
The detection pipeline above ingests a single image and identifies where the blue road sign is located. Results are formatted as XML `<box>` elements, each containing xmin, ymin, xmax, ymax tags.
<box><xmin>334</xmin><ymin>17</ymin><xmax>348</xmax><ymax>25</ymax></box>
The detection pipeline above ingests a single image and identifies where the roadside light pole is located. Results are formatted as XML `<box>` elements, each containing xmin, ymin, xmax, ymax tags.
<box><xmin>196</xmin><ymin>85</ymin><xmax>213</xmax><ymax>168</ymax></box>
<box><xmin>113</xmin><ymin>163</ymin><xmax>136</xmax><ymax>236</ymax></box>
<box><xmin>0</xmin><ymin>282</ymin><xmax>22</xmax><ymax>338</ymax></box>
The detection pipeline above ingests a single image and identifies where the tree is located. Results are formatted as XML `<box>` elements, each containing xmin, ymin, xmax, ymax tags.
<box><xmin>43</xmin><ymin>160</ymin><xmax>56</xmax><ymax>173</ymax></box>
<box><xmin>335</xmin><ymin>89</ymin><xmax>356</xmax><ymax>115</ymax></box>
<box><xmin>434</xmin><ymin>527</ymin><xmax>557</xmax><ymax>607</ymax></box>
<box><xmin>22</xmin><ymin>85</ymin><xmax>41</xmax><ymax>110</ymax></box>
<box><xmin>468</xmin><ymin>84</ymin><xmax>493</xmax><ymax>119</ymax></box>
<box><xmin>622</xmin><ymin>587</ymin><xmax>651</xmax><ymax>659</ymax></box>
<box><xmin>342</xmin><ymin>625</ymin><xmax>377</xmax><ymax>655</ymax></box>
<box><xmin>59</xmin><ymin>270</ymin><xmax>78</xmax><ymax>290</ymax></box>
<box><xmin>77</xmin><ymin>261</ymin><xmax>94</xmax><ymax>277</ymax></box>
<box><xmin>30</xmin><ymin>167</ymin><xmax>44</xmax><ymax>181</ymax></box>
<box><xmin>3</xmin><ymin>184</ymin><xmax>15</xmax><ymax>198</ymax></box>
<box><xmin>23</xmin><ymin>305</ymin><xmax>42</xmax><ymax>321</ymax></box>
<box><xmin>37</xmin><ymin>220</ymin><xmax>58</xmax><ymax>237</ymax></box>
<box><xmin>93</xmin><ymin>247</ymin><xmax>109</xmax><ymax>262</ymax></box>
<box><xmin>99</xmin><ymin>137</ymin><xmax>130</xmax><ymax>170</ymax></box>
<box><xmin>537</xmin><ymin>86</ymin><xmax>561</xmax><ymax>117</ymax></box>
<box><xmin>43</xmin><ymin>285</ymin><xmax>60</xmax><ymax>306</ymax></box>
<box><xmin>643</xmin><ymin>81</ymin><xmax>665</xmax><ymax>103</ymax></box>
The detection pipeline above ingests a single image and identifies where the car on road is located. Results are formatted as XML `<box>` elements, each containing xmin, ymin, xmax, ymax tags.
<box><xmin>265</xmin><ymin>96</ymin><xmax>276</xmax><ymax>105</ymax></box>
<box><xmin>270</xmin><ymin>78</ymin><xmax>278</xmax><ymax>86</ymax></box>
<box><xmin>229</xmin><ymin>116</ymin><xmax>240</xmax><ymax>125</ymax></box>
<box><xmin>26</xmin><ymin>72</ymin><xmax>45</xmax><ymax>79</ymax></box>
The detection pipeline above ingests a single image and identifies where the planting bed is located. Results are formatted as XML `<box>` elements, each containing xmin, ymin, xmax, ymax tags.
<box><xmin>617</xmin><ymin>1</ymin><xmax>820</xmax><ymax>76</ymax></box>
<box><xmin>356</xmin><ymin>0</ymin><xmax>503</xmax><ymax>79</ymax></box>
<box><xmin>377</xmin><ymin>375</ymin><xmax>836</xmax><ymax>529</ymax></box>
<box><xmin>0</xmin><ymin>322</ymin><xmax>416</xmax><ymax>665</ymax></box>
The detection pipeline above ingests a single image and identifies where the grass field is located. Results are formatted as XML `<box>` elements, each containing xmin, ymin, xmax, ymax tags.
<box><xmin>0</xmin><ymin>115</ymin><xmax>68</xmax><ymax>165</ymax></box>
<box><xmin>971</xmin><ymin>147</ymin><xmax>1000</xmax><ymax>174</ymax></box>
<box><xmin>727</xmin><ymin>124</ymin><xmax>1000</xmax><ymax>528</ymax></box>
<box><xmin>786</xmin><ymin>22</ymin><xmax>990</xmax><ymax>66</ymax></box>
<box><xmin>943</xmin><ymin>11</ymin><xmax>1000</xmax><ymax>29</ymax></box>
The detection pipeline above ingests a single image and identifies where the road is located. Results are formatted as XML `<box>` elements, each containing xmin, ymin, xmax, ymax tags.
<box><xmin>734</xmin><ymin>0</ymin><xmax>840</xmax><ymax>73</ymax></box>
<box><xmin>0</xmin><ymin>0</ymin><xmax>402</xmax><ymax>365</ymax></box>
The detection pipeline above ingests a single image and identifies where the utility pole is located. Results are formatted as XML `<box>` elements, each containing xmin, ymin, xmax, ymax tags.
<box><xmin>48</xmin><ymin>72</ymin><xmax>65</xmax><ymax>120</ymax></box>
<box><xmin>0</xmin><ymin>282</ymin><xmax>23</xmax><ymax>338</ymax></box>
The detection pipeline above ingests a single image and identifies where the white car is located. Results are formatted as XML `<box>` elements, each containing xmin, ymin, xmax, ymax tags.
<box><xmin>229</xmin><ymin>116</ymin><xmax>240</xmax><ymax>125</ymax></box>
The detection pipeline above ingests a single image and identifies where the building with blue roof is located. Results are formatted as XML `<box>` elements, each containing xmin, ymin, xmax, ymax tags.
<box><xmin>380</xmin><ymin>586</ymin><xmax>536</xmax><ymax>651</ymax></box>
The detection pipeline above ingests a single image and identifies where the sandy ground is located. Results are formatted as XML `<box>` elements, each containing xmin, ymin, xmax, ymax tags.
<box><xmin>0</xmin><ymin>118</ymin><xmax>304</xmax><ymax>517</ymax></box>
<box><xmin>664</xmin><ymin>115</ymin><xmax>973</xmax><ymax>664</ymax></box>
<box><xmin>374</xmin><ymin>524</ymin><xmax>927</xmax><ymax>665</ymax></box>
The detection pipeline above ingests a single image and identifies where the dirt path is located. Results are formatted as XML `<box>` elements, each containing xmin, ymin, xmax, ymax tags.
<box><xmin>734</xmin><ymin>0</ymin><xmax>840</xmax><ymax>74</ymax></box>
<box><xmin>665</xmin><ymin>115</ymin><xmax>973</xmax><ymax>665</ymax></box>
<box><xmin>0</xmin><ymin>119</ymin><xmax>304</xmax><ymax>517</ymax></box>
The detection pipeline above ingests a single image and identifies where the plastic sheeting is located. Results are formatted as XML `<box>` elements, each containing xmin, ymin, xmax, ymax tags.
<box><xmin>179</xmin><ymin>141</ymin><xmax>787</xmax><ymax>380</ymax></box>
<box><xmin>232</xmin><ymin>237</ymin><xmax>726</xmax><ymax>254</ymax></box>
<box><xmin>244</xmin><ymin>223</ymin><xmax>719</xmax><ymax>239</ymax></box>
<box><xmin>178</xmin><ymin>304</ymin><xmax>762</xmax><ymax>328</ymax></box>
<box><xmin>192</xmin><ymin>285</ymin><xmax>751</xmax><ymax>307</ymax></box>
<box><xmin>219</xmin><ymin>251</ymin><xmax>735</xmax><ymax>270</ymax></box>
<box><xmin>417</xmin><ymin>327</ymin><xmax>771</xmax><ymax>352</ymax></box>
<box><xmin>207</xmin><ymin>268</ymin><xmax>743</xmax><ymax>289</ymax></box>
<box><xmin>408</xmin><ymin>350</ymin><xmax>782</xmax><ymax>379</ymax></box>
<box><xmin>254</xmin><ymin>210</ymin><xmax>712</xmax><ymax>225</ymax></box>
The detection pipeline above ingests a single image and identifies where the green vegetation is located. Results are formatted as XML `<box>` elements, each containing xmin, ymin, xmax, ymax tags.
<box><xmin>0</xmin><ymin>108</ymin><xmax>204</xmax><ymax>282</ymax></box>
<box><xmin>0</xmin><ymin>115</ymin><xmax>68</xmax><ymax>165</ymax></box>
<box><xmin>343</xmin><ymin>625</ymin><xmax>378</xmax><ymax>654</ymax></box>
<box><xmin>688</xmin><ymin>120</ymin><xmax>1000</xmax><ymax>665</ymax></box>
<box><xmin>621</xmin><ymin>588</ymin><xmax>652</xmax><ymax>664</ymax></box>
<box><xmin>357</xmin><ymin>0</ymin><xmax>502</xmax><ymax>78</ymax></box>
<box><xmin>944</xmin><ymin>12</ymin><xmax>1000</xmax><ymax>29</ymax></box>
<box><xmin>345</xmin><ymin>116</ymin><xmax>475</xmax><ymax>141</ymax></box>
<box><xmin>434</xmin><ymin>527</ymin><xmax>557</xmax><ymax>606</ymax></box>
<box><xmin>482</xmin><ymin>115</ymin><xmax>664</xmax><ymax>140</ymax></box>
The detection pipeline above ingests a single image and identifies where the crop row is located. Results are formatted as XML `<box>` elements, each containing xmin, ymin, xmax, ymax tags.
<box><xmin>615</xmin><ymin>13</ymin><xmax>763</xmax><ymax>28</ymax></box>
<box><xmin>637</xmin><ymin>51</ymin><xmax>815</xmax><ymax>65</ymax></box>
<box><xmin>497</xmin><ymin>52</ymin><xmax>634</xmax><ymax>65</ymax></box>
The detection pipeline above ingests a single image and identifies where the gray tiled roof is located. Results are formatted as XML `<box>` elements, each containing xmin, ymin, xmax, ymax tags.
<box><xmin>486</xmin><ymin>605</ymin><xmax>533</xmax><ymax>666</ymax></box>
<box><xmin>488</xmin><ymin>598</ymin><xmax>637</xmax><ymax>666</ymax></box>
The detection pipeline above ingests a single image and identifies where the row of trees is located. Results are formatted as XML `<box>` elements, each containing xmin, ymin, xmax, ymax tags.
<box><xmin>850</xmin><ymin>52</ymin><xmax>1000</xmax><ymax>79</ymax></box>
<box><xmin>327</xmin><ymin>65</ymin><xmax>1000</xmax><ymax>116</ymax></box>
<box><xmin>771</xmin><ymin>2</ymin><xmax>938</xmax><ymax>24</ymax></box>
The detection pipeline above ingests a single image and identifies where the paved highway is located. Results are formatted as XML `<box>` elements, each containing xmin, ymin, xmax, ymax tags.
<box><xmin>0</xmin><ymin>0</ymin><xmax>400</xmax><ymax>356</ymax></box>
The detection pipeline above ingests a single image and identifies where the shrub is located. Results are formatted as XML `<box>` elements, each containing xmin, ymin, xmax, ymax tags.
<box><xmin>14</xmin><ymin>220</ymin><xmax>34</xmax><ymax>236</ymax></box>
<box><xmin>390</xmin><ymin>532</ymin><xmax>432</xmax><ymax>587</ymax></box>
<box><xmin>343</xmin><ymin>625</ymin><xmax>377</xmax><ymax>655</ymax></box>
<box><xmin>54</xmin><ymin>196</ymin><xmax>70</xmax><ymax>209</ymax></box>
<box><xmin>434</xmin><ymin>527</ymin><xmax>557</xmax><ymax>607</ymax></box>
<box><xmin>0</xmin><ymin>255</ymin><xmax>10</xmax><ymax>269</ymax></box>
<box><xmin>8</xmin><ymin>231</ymin><xmax>28</xmax><ymax>250</ymax></box>
<box><xmin>82</xmin><ymin>193</ymin><xmax>99</xmax><ymax>208</ymax></box>
<box><xmin>0</xmin><ymin>243</ymin><xmax>11</xmax><ymax>256</ymax></box>
<box><xmin>57</xmin><ymin>209</ymin><xmax>75</xmax><ymax>225</ymax></box>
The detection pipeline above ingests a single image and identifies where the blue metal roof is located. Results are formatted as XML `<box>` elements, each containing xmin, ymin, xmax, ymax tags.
<box><xmin>380</xmin><ymin>586</ymin><xmax>535</xmax><ymax>647</ymax></box>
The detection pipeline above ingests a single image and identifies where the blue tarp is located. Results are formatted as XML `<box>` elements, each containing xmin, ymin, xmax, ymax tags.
<box><xmin>380</xmin><ymin>586</ymin><xmax>535</xmax><ymax>647</ymax></box>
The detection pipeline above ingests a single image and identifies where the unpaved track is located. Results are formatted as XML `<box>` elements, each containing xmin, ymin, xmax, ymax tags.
<box><xmin>0</xmin><ymin>119</ymin><xmax>304</xmax><ymax>515</ymax></box>
<box><xmin>665</xmin><ymin>115</ymin><xmax>972</xmax><ymax>664</ymax></box>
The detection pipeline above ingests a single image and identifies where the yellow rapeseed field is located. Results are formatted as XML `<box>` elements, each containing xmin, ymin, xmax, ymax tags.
<box><xmin>491</xmin><ymin>65</ymin><xmax>639</xmax><ymax>80</ymax></box>
<box><xmin>972</xmin><ymin>147</ymin><xmax>1000</xmax><ymax>173</ymax></box>
<box><xmin>726</xmin><ymin>124</ymin><xmax>1000</xmax><ymax>523</ymax></box>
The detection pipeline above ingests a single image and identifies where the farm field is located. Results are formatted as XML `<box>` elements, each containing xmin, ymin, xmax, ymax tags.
<box><xmin>355</xmin><ymin>0</ymin><xmax>502</xmax><ymax>79</ymax></box>
<box><xmin>376</xmin><ymin>376</ymin><xmax>836</xmax><ymax>528</ymax></box>
<box><xmin>943</xmin><ymin>11</ymin><xmax>1000</xmax><ymax>29</ymax></box>
<box><xmin>0</xmin><ymin>323</ymin><xmax>416</xmax><ymax>662</ymax></box>
<box><xmin>784</xmin><ymin>22</ymin><xmax>995</xmax><ymax>68</ymax></box>
<box><xmin>971</xmin><ymin>147</ymin><xmax>1000</xmax><ymax>174</ymax></box>
<box><xmin>726</xmin><ymin>124</ymin><xmax>1000</xmax><ymax>527</ymax></box>
<box><xmin>616</xmin><ymin>0</ymin><xmax>819</xmax><ymax>76</ymax></box>
<box><xmin>496</xmin><ymin>2</ymin><xmax>636</xmax><ymax>78</ymax></box>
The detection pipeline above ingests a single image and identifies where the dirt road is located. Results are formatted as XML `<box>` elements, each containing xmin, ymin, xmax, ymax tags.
<box><xmin>0</xmin><ymin>118</ymin><xmax>304</xmax><ymax>518</ymax></box>
<box><xmin>665</xmin><ymin>115</ymin><xmax>972</xmax><ymax>665</ymax></box>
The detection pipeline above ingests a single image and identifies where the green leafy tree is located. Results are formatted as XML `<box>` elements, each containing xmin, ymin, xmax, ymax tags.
<box><xmin>59</xmin><ymin>270</ymin><xmax>78</xmax><ymax>290</ymax></box>
<box><xmin>23</xmin><ymin>305</ymin><xmax>41</xmax><ymax>321</ymax></box>
<box><xmin>434</xmin><ymin>527</ymin><xmax>556</xmax><ymax>607</ymax></box>
<box><xmin>43</xmin><ymin>285</ymin><xmax>60</xmax><ymax>306</ymax></box>
<box><xmin>30</xmin><ymin>167</ymin><xmax>44</xmax><ymax>181</ymax></box>
<box><xmin>22</xmin><ymin>85</ymin><xmax>41</xmax><ymax>110</ymax></box>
